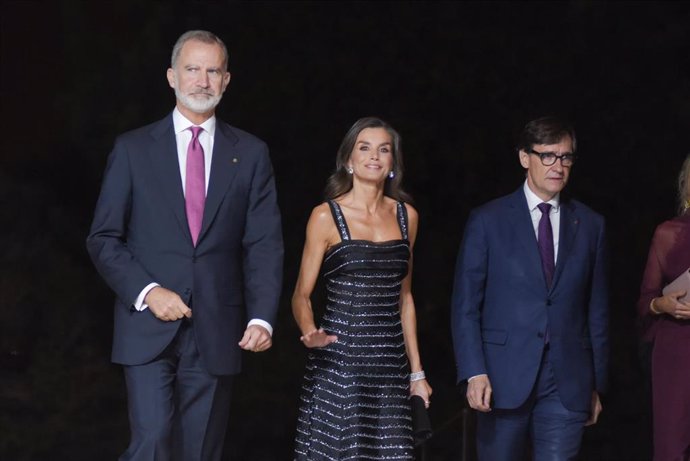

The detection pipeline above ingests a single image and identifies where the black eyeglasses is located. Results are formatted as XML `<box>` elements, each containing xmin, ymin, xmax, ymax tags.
<box><xmin>528</xmin><ymin>149</ymin><xmax>577</xmax><ymax>167</ymax></box>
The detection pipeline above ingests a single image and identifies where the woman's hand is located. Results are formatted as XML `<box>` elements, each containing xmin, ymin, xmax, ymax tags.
<box><xmin>300</xmin><ymin>328</ymin><xmax>338</xmax><ymax>348</ymax></box>
<box><xmin>410</xmin><ymin>379</ymin><xmax>433</xmax><ymax>408</ymax></box>
<box><xmin>653</xmin><ymin>290</ymin><xmax>690</xmax><ymax>319</ymax></box>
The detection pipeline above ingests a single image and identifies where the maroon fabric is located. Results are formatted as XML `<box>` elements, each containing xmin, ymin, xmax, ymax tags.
<box><xmin>638</xmin><ymin>213</ymin><xmax>690</xmax><ymax>461</ymax></box>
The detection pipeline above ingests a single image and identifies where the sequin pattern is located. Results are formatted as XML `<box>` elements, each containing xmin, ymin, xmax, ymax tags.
<box><xmin>295</xmin><ymin>200</ymin><xmax>413</xmax><ymax>460</ymax></box>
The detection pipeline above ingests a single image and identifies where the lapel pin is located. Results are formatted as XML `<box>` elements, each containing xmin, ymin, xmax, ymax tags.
<box><xmin>232</xmin><ymin>157</ymin><xmax>239</xmax><ymax>163</ymax></box>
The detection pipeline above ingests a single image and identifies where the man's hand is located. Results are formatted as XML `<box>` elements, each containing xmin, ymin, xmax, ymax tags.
<box><xmin>145</xmin><ymin>286</ymin><xmax>192</xmax><ymax>321</ymax></box>
<box><xmin>239</xmin><ymin>324</ymin><xmax>272</xmax><ymax>352</ymax></box>
<box><xmin>466</xmin><ymin>374</ymin><xmax>492</xmax><ymax>412</ymax></box>
<box><xmin>585</xmin><ymin>391</ymin><xmax>602</xmax><ymax>426</ymax></box>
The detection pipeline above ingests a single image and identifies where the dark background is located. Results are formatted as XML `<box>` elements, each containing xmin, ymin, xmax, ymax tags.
<box><xmin>2</xmin><ymin>1</ymin><xmax>688</xmax><ymax>459</ymax></box>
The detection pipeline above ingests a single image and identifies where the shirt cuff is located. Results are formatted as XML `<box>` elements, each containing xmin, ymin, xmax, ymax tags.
<box><xmin>247</xmin><ymin>319</ymin><xmax>273</xmax><ymax>336</ymax></box>
<box><xmin>468</xmin><ymin>374</ymin><xmax>488</xmax><ymax>382</ymax></box>
<box><xmin>133</xmin><ymin>283</ymin><xmax>160</xmax><ymax>311</ymax></box>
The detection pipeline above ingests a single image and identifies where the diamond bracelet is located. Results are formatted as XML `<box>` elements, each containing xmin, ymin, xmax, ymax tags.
<box><xmin>409</xmin><ymin>371</ymin><xmax>426</xmax><ymax>382</ymax></box>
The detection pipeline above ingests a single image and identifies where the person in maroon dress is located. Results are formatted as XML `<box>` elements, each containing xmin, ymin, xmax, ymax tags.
<box><xmin>638</xmin><ymin>154</ymin><xmax>690</xmax><ymax>461</ymax></box>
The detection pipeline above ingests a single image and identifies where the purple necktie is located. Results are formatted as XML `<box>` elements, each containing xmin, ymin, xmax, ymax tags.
<box><xmin>537</xmin><ymin>202</ymin><xmax>555</xmax><ymax>288</ymax></box>
<box><xmin>185</xmin><ymin>126</ymin><xmax>205</xmax><ymax>246</ymax></box>
<box><xmin>537</xmin><ymin>202</ymin><xmax>554</xmax><ymax>344</ymax></box>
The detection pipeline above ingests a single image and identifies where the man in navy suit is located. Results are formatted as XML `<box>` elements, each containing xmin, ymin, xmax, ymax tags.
<box><xmin>451</xmin><ymin>117</ymin><xmax>608</xmax><ymax>460</ymax></box>
<box><xmin>86</xmin><ymin>30</ymin><xmax>283</xmax><ymax>460</ymax></box>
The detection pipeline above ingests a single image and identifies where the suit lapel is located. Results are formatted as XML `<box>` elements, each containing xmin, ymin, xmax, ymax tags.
<box><xmin>149</xmin><ymin>115</ymin><xmax>191</xmax><ymax>242</ymax></box>
<box><xmin>552</xmin><ymin>200</ymin><xmax>579</xmax><ymax>289</ymax></box>
<box><xmin>507</xmin><ymin>189</ymin><xmax>547</xmax><ymax>288</ymax></box>
<box><xmin>198</xmin><ymin>121</ymin><xmax>241</xmax><ymax>242</ymax></box>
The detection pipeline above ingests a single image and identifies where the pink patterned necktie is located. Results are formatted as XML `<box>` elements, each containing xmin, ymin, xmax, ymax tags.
<box><xmin>185</xmin><ymin>126</ymin><xmax>205</xmax><ymax>246</ymax></box>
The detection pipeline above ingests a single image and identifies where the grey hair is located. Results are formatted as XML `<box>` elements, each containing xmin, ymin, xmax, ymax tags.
<box><xmin>171</xmin><ymin>30</ymin><xmax>228</xmax><ymax>70</ymax></box>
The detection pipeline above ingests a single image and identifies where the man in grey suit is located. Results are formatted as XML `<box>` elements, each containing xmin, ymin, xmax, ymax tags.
<box><xmin>86</xmin><ymin>30</ymin><xmax>283</xmax><ymax>460</ymax></box>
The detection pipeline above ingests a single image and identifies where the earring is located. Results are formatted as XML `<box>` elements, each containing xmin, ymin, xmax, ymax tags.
<box><xmin>347</xmin><ymin>167</ymin><xmax>353</xmax><ymax>174</ymax></box>
<box><xmin>388</xmin><ymin>171</ymin><xmax>395</xmax><ymax>179</ymax></box>
<box><xmin>684</xmin><ymin>199</ymin><xmax>690</xmax><ymax>212</ymax></box>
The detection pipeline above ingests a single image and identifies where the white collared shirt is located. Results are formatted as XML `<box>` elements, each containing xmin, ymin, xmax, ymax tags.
<box><xmin>172</xmin><ymin>107</ymin><xmax>215</xmax><ymax>195</ymax></box>
<box><xmin>523</xmin><ymin>180</ymin><xmax>560</xmax><ymax>264</ymax></box>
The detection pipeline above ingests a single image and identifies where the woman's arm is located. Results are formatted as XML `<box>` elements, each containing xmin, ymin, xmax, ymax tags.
<box><xmin>400</xmin><ymin>204</ymin><xmax>432</xmax><ymax>404</ymax></box>
<box><xmin>292</xmin><ymin>203</ymin><xmax>338</xmax><ymax>348</ymax></box>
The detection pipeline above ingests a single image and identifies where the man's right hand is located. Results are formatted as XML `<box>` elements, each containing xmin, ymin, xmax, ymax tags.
<box><xmin>144</xmin><ymin>287</ymin><xmax>192</xmax><ymax>321</ymax></box>
<box><xmin>466</xmin><ymin>374</ymin><xmax>492</xmax><ymax>412</ymax></box>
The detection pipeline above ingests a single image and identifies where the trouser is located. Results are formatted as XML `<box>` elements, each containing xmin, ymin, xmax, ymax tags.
<box><xmin>120</xmin><ymin>319</ymin><xmax>234</xmax><ymax>461</ymax></box>
<box><xmin>476</xmin><ymin>348</ymin><xmax>589</xmax><ymax>461</ymax></box>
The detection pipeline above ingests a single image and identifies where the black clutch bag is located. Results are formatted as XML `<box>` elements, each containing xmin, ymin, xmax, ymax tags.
<box><xmin>410</xmin><ymin>394</ymin><xmax>433</xmax><ymax>446</ymax></box>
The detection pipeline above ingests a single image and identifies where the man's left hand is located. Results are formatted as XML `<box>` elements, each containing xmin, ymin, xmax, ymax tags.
<box><xmin>585</xmin><ymin>391</ymin><xmax>602</xmax><ymax>426</ymax></box>
<box><xmin>239</xmin><ymin>324</ymin><xmax>272</xmax><ymax>352</ymax></box>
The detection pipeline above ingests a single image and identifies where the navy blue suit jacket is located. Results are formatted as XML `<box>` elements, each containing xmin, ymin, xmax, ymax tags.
<box><xmin>87</xmin><ymin>114</ymin><xmax>283</xmax><ymax>375</ymax></box>
<box><xmin>451</xmin><ymin>187</ymin><xmax>609</xmax><ymax>411</ymax></box>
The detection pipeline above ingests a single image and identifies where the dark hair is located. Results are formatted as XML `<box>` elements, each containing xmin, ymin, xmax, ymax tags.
<box><xmin>171</xmin><ymin>30</ymin><xmax>229</xmax><ymax>70</ymax></box>
<box><xmin>324</xmin><ymin>117</ymin><xmax>412</xmax><ymax>203</ymax></box>
<box><xmin>517</xmin><ymin>116</ymin><xmax>577</xmax><ymax>153</ymax></box>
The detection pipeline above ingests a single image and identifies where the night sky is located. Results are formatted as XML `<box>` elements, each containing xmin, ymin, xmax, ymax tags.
<box><xmin>4</xmin><ymin>1</ymin><xmax>690</xmax><ymax>459</ymax></box>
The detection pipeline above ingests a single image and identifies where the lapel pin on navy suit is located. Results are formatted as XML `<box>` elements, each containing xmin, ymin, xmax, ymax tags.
<box><xmin>232</xmin><ymin>157</ymin><xmax>239</xmax><ymax>163</ymax></box>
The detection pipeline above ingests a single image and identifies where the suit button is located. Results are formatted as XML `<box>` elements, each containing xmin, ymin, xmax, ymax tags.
<box><xmin>192</xmin><ymin>256</ymin><xmax>197</xmax><ymax>263</ymax></box>
<box><xmin>546</xmin><ymin>299</ymin><xmax>552</xmax><ymax>306</ymax></box>
<box><xmin>537</xmin><ymin>332</ymin><xmax>544</xmax><ymax>338</ymax></box>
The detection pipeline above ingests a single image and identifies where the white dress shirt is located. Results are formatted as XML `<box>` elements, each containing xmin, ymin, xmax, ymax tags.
<box><xmin>523</xmin><ymin>180</ymin><xmax>560</xmax><ymax>264</ymax></box>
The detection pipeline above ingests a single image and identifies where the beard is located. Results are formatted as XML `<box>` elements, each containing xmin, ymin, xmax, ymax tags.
<box><xmin>175</xmin><ymin>88</ymin><xmax>223</xmax><ymax>114</ymax></box>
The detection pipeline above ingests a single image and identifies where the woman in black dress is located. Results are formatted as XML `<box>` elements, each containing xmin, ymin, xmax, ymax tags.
<box><xmin>292</xmin><ymin>117</ymin><xmax>432</xmax><ymax>460</ymax></box>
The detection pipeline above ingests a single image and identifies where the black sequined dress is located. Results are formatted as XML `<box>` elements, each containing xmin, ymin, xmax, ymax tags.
<box><xmin>295</xmin><ymin>200</ymin><xmax>413</xmax><ymax>460</ymax></box>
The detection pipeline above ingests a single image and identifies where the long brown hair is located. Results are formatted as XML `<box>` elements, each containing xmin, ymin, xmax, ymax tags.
<box><xmin>324</xmin><ymin>117</ymin><xmax>412</xmax><ymax>203</ymax></box>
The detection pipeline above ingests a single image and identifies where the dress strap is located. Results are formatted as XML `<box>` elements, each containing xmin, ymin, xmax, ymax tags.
<box><xmin>327</xmin><ymin>200</ymin><xmax>351</xmax><ymax>241</ymax></box>
<box><xmin>396</xmin><ymin>201</ymin><xmax>409</xmax><ymax>241</ymax></box>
